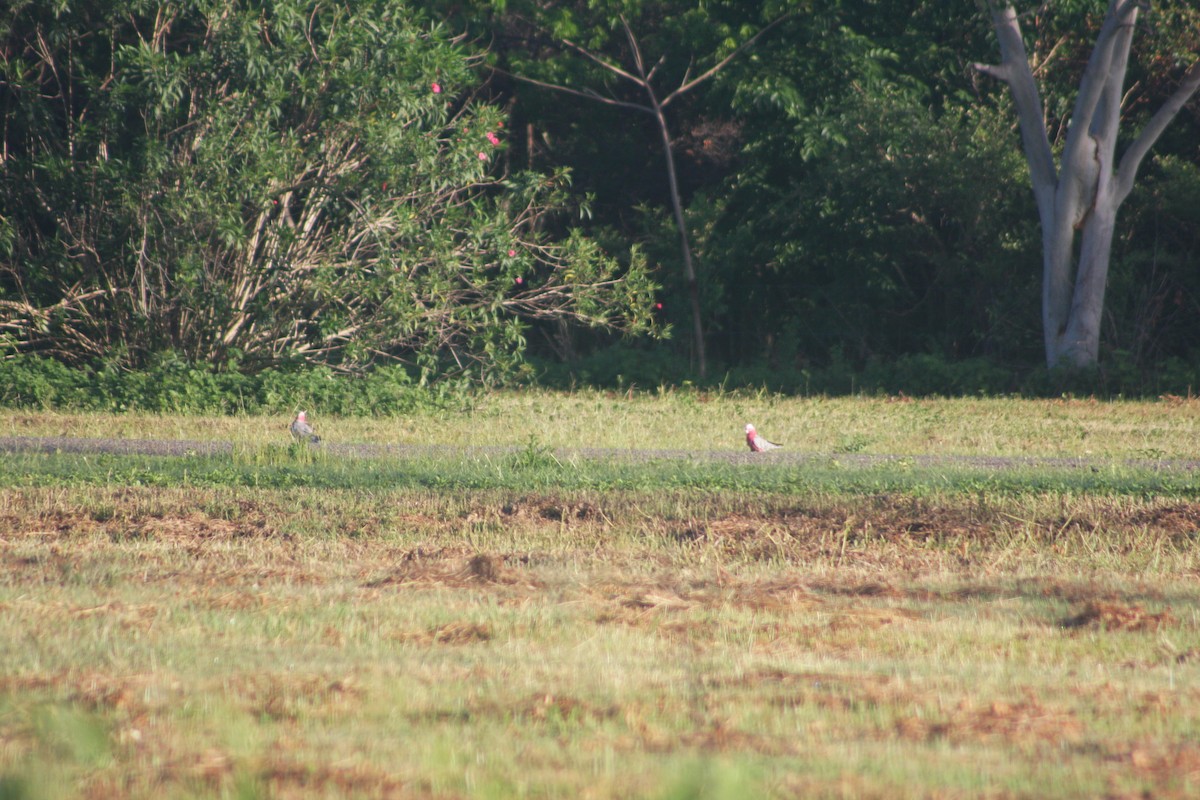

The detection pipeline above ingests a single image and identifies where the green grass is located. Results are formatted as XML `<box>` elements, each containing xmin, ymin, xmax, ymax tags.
<box><xmin>0</xmin><ymin>445</ymin><xmax>1198</xmax><ymax>499</ymax></box>
<box><xmin>5</xmin><ymin>389</ymin><xmax>1200</xmax><ymax>458</ymax></box>
<box><xmin>2</xmin><ymin>396</ymin><xmax>1200</xmax><ymax>798</ymax></box>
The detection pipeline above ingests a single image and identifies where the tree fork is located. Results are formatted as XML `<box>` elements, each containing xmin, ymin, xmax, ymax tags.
<box><xmin>975</xmin><ymin>0</ymin><xmax>1200</xmax><ymax>369</ymax></box>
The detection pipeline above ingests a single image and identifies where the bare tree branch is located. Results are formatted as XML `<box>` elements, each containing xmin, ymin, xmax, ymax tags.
<box><xmin>663</xmin><ymin>12</ymin><xmax>795</xmax><ymax>107</ymax></box>
<box><xmin>1060</xmin><ymin>0</ymin><xmax>1140</xmax><ymax>178</ymax></box>
<box><xmin>1116</xmin><ymin>57</ymin><xmax>1200</xmax><ymax>203</ymax></box>
<box><xmin>972</xmin><ymin>3</ymin><xmax>1057</xmax><ymax>209</ymax></box>
<box><xmin>507</xmin><ymin>71</ymin><xmax>654</xmax><ymax>115</ymax></box>
<box><xmin>559</xmin><ymin>36</ymin><xmax>642</xmax><ymax>85</ymax></box>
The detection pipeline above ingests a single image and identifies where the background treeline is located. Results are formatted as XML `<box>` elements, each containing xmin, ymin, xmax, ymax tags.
<box><xmin>3</xmin><ymin>0</ymin><xmax>1199</xmax><ymax>399</ymax></box>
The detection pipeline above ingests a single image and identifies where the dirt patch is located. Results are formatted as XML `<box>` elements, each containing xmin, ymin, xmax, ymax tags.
<box><xmin>1</xmin><ymin>508</ymin><xmax>277</xmax><ymax>542</ymax></box>
<box><xmin>1126</xmin><ymin>502</ymin><xmax>1200</xmax><ymax>537</ymax></box>
<box><xmin>393</xmin><ymin>621</ymin><xmax>493</xmax><ymax>646</ymax></box>
<box><xmin>122</xmin><ymin>511</ymin><xmax>275</xmax><ymax>541</ymax></box>
<box><xmin>517</xmin><ymin>692</ymin><xmax>619</xmax><ymax>724</ymax></box>
<box><xmin>896</xmin><ymin>697</ymin><xmax>1084</xmax><ymax>746</ymax></box>
<box><xmin>0</xmin><ymin>670</ymin><xmax>176</xmax><ymax>719</ymax></box>
<box><xmin>1062</xmin><ymin>601</ymin><xmax>1176</xmax><ymax>631</ymax></box>
<box><xmin>364</xmin><ymin>552</ymin><xmax>531</xmax><ymax>590</ymax></box>
<box><xmin>1110</xmin><ymin>742</ymin><xmax>1200</xmax><ymax>783</ymax></box>
<box><xmin>233</xmin><ymin>673</ymin><xmax>362</xmax><ymax>722</ymax></box>
<box><xmin>263</xmin><ymin>759</ymin><xmax>427</xmax><ymax>800</ymax></box>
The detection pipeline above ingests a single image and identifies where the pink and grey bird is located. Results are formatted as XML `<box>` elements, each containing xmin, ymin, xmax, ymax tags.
<box><xmin>290</xmin><ymin>411</ymin><xmax>321</xmax><ymax>443</ymax></box>
<box><xmin>745</xmin><ymin>423</ymin><xmax>781</xmax><ymax>452</ymax></box>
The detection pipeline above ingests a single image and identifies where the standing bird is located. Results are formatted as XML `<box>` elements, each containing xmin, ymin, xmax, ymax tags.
<box><xmin>745</xmin><ymin>423</ymin><xmax>781</xmax><ymax>452</ymax></box>
<box><xmin>290</xmin><ymin>411</ymin><xmax>321</xmax><ymax>443</ymax></box>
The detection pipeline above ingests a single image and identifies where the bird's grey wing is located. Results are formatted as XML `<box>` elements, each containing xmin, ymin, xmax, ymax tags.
<box><xmin>290</xmin><ymin>420</ymin><xmax>315</xmax><ymax>438</ymax></box>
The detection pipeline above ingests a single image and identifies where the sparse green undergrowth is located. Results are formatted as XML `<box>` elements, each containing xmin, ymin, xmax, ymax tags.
<box><xmin>0</xmin><ymin>446</ymin><xmax>1198</xmax><ymax>500</ymax></box>
<box><xmin>5</xmin><ymin>389</ymin><xmax>1200</xmax><ymax>459</ymax></box>
<box><xmin>1</xmin><ymin>399</ymin><xmax>1199</xmax><ymax>798</ymax></box>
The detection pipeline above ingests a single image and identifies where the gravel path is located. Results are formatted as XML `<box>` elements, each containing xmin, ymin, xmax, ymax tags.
<box><xmin>1</xmin><ymin>435</ymin><xmax>1197</xmax><ymax>472</ymax></box>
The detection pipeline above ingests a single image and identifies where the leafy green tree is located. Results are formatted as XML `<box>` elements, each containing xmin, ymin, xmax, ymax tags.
<box><xmin>702</xmin><ymin>86</ymin><xmax>1042</xmax><ymax>368</ymax></box>
<box><xmin>504</xmin><ymin>11</ymin><xmax>791</xmax><ymax>378</ymax></box>
<box><xmin>411</xmin><ymin>0</ymin><xmax>1200</xmax><ymax>381</ymax></box>
<box><xmin>1101</xmin><ymin>155</ymin><xmax>1200</xmax><ymax>369</ymax></box>
<box><xmin>0</xmin><ymin>0</ymin><xmax>659</xmax><ymax>381</ymax></box>
<box><xmin>425</xmin><ymin>0</ymin><xmax>804</xmax><ymax>373</ymax></box>
<box><xmin>684</xmin><ymin>1</ymin><xmax>1034</xmax><ymax>366</ymax></box>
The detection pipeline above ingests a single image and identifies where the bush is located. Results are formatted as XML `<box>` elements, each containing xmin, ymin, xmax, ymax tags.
<box><xmin>0</xmin><ymin>0</ymin><xmax>658</xmax><ymax>380</ymax></box>
<box><xmin>530</xmin><ymin>344</ymin><xmax>1200</xmax><ymax>399</ymax></box>
<box><xmin>4</xmin><ymin>347</ymin><xmax>1198</xmax><ymax>414</ymax></box>
<box><xmin>0</xmin><ymin>356</ymin><xmax>462</xmax><ymax>415</ymax></box>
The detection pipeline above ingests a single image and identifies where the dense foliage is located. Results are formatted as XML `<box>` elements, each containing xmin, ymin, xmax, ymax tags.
<box><xmin>0</xmin><ymin>352</ymin><xmax>462</xmax><ymax>414</ymax></box>
<box><xmin>2</xmin><ymin>0</ymin><xmax>1198</xmax><ymax>394</ymax></box>
<box><xmin>0</xmin><ymin>0</ymin><xmax>659</xmax><ymax>381</ymax></box>
<box><xmin>446</xmin><ymin>0</ymin><xmax>1200</xmax><ymax>382</ymax></box>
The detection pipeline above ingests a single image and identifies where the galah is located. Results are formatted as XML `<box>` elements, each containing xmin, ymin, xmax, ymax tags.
<box><xmin>290</xmin><ymin>411</ymin><xmax>321</xmax><ymax>443</ymax></box>
<box><xmin>745</xmin><ymin>423</ymin><xmax>781</xmax><ymax>452</ymax></box>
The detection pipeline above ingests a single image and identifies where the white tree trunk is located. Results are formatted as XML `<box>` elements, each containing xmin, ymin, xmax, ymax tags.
<box><xmin>1056</xmin><ymin>206</ymin><xmax>1117</xmax><ymax>367</ymax></box>
<box><xmin>975</xmin><ymin>0</ymin><xmax>1200</xmax><ymax>369</ymax></box>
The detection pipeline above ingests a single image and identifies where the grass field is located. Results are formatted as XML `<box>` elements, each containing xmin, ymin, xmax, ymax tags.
<box><xmin>1</xmin><ymin>392</ymin><xmax>1199</xmax><ymax>798</ymax></box>
<box><xmin>4</xmin><ymin>388</ymin><xmax>1200</xmax><ymax>458</ymax></box>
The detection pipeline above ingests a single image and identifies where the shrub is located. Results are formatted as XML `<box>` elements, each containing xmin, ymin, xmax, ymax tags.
<box><xmin>0</xmin><ymin>356</ymin><xmax>462</xmax><ymax>415</ymax></box>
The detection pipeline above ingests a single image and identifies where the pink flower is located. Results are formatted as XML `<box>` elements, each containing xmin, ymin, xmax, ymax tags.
<box><xmin>431</xmin><ymin>82</ymin><xmax>442</xmax><ymax>94</ymax></box>
<box><xmin>477</xmin><ymin>152</ymin><xmax>489</xmax><ymax>161</ymax></box>
<box><xmin>515</xmin><ymin>277</ymin><xmax>524</xmax><ymax>285</ymax></box>
<box><xmin>507</xmin><ymin>249</ymin><xmax>516</xmax><ymax>257</ymax></box>
<box><xmin>486</xmin><ymin>131</ymin><xmax>501</xmax><ymax>146</ymax></box>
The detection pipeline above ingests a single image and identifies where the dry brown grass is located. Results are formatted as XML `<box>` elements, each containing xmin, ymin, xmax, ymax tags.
<box><xmin>1</xmin><ymin>485</ymin><xmax>1199</xmax><ymax>798</ymax></box>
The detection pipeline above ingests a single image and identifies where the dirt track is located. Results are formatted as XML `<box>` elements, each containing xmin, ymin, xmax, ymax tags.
<box><xmin>1</xmin><ymin>434</ymin><xmax>1197</xmax><ymax>472</ymax></box>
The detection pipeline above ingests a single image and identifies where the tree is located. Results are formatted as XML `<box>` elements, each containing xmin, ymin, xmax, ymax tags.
<box><xmin>496</xmin><ymin>7</ymin><xmax>790</xmax><ymax>378</ymax></box>
<box><xmin>702</xmin><ymin>89</ymin><xmax>1042</xmax><ymax>368</ymax></box>
<box><xmin>0</xmin><ymin>0</ymin><xmax>659</xmax><ymax>381</ymax></box>
<box><xmin>974</xmin><ymin>0</ymin><xmax>1200</xmax><ymax>369</ymax></box>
